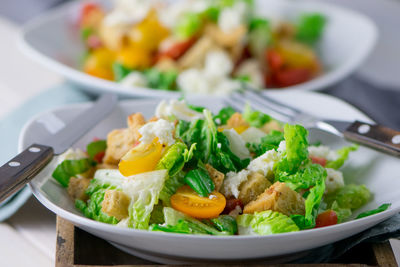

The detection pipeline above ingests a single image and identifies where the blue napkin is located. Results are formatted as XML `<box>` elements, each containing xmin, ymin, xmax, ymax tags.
<box><xmin>0</xmin><ymin>84</ymin><xmax>91</xmax><ymax>221</ymax></box>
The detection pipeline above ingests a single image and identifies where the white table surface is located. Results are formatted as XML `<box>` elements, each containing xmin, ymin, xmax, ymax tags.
<box><xmin>0</xmin><ymin>4</ymin><xmax>399</xmax><ymax>266</ymax></box>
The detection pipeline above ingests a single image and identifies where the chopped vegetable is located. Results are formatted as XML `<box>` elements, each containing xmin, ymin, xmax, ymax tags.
<box><xmin>315</xmin><ymin>210</ymin><xmax>338</xmax><ymax>228</ymax></box>
<box><xmin>143</xmin><ymin>69</ymin><xmax>178</xmax><ymax>91</ymax></box>
<box><xmin>159</xmin><ymin>171</ymin><xmax>186</xmax><ymax>206</ymax></box>
<box><xmin>52</xmin><ymin>158</ymin><xmax>94</xmax><ymax>187</ymax></box>
<box><xmin>171</xmin><ymin>185</ymin><xmax>226</xmax><ymax>219</ymax></box>
<box><xmin>112</xmin><ymin>63</ymin><xmax>131</xmax><ymax>82</ymax></box>
<box><xmin>175</xmin><ymin>13</ymin><xmax>202</xmax><ymax>40</ymax></box>
<box><xmin>242</xmin><ymin>104</ymin><xmax>271</xmax><ymax>128</ymax></box>
<box><xmin>184</xmin><ymin>168</ymin><xmax>215</xmax><ymax>197</ymax></box>
<box><xmin>214</xmin><ymin>107</ymin><xmax>236</xmax><ymax>126</ymax></box>
<box><xmin>356</xmin><ymin>204</ymin><xmax>391</xmax><ymax>219</ymax></box>
<box><xmin>86</xmin><ymin>140</ymin><xmax>107</xmax><ymax>161</ymax></box>
<box><xmin>325</xmin><ymin>184</ymin><xmax>371</xmax><ymax>211</ymax></box>
<box><xmin>326</xmin><ymin>145</ymin><xmax>358</xmax><ymax>169</ymax></box>
<box><xmin>210</xmin><ymin>215</ymin><xmax>238</xmax><ymax>235</ymax></box>
<box><xmin>247</xmin><ymin>130</ymin><xmax>284</xmax><ymax>157</ymax></box>
<box><xmin>295</xmin><ymin>13</ymin><xmax>326</xmax><ymax>45</ymax></box>
<box><xmin>156</xmin><ymin>141</ymin><xmax>190</xmax><ymax>176</ymax></box>
<box><xmin>237</xmin><ymin>210</ymin><xmax>299</xmax><ymax>235</ymax></box>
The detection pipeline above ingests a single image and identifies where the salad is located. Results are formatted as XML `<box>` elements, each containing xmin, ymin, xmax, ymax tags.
<box><xmin>79</xmin><ymin>0</ymin><xmax>326</xmax><ymax>94</ymax></box>
<box><xmin>52</xmin><ymin>99</ymin><xmax>390</xmax><ymax>236</ymax></box>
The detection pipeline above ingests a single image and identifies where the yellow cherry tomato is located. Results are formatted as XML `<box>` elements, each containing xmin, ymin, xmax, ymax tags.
<box><xmin>233</xmin><ymin>125</ymin><xmax>249</xmax><ymax>134</ymax></box>
<box><xmin>116</xmin><ymin>44</ymin><xmax>152</xmax><ymax>69</ymax></box>
<box><xmin>171</xmin><ymin>185</ymin><xmax>226</xmax><ymax>219</ymax></box>
<box><xmin>276</xmin><ymin>40</ymin><xmax>321</xmax><ymax>73</ymax></box>
<box><xmin>119</xmin><ymin>140</ymin><xmax>163</xmax><ymax>176</ymax></box>
<box><xmin>83</xmin><ymin>48</ymin><xmax>115</xmax><ymax>80</ymax></box>
<box><xmin>128</xmin><ymin>10</ymin><xmax>170</xmax><ymax>52</ymax></box>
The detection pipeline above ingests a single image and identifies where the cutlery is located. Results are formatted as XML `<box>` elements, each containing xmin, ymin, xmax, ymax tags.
<box><xmin>0</xmin><ymin>93</ymin><xmax>118</xmax><ymax>203</ymax></box>
<box><xmin>225</xmin><ymin>90</ymin><xmax>400</xmax><ymax>157</ymax></box>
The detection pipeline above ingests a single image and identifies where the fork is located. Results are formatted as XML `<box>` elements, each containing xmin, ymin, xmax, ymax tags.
<box><xmin>224</xmin><ymin>90</ymin><xmax>400</xmax><ymax>157</ymax></box>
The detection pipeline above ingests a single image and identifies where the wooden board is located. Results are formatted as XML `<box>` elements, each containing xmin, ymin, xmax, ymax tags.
<box><xmin>55</xmin><ymin>217</ymin><xmax>398</xmax><ymax>267</ymax></box>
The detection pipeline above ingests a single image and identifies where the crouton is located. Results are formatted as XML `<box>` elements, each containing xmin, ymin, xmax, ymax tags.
<box><xmin>67</xmin><ymin>177</ymin><xmax>91</xmax><ymax>201</ymax></box>
<box><xmin>127</xmin><ymin>113</ymin><xmax>146</xmax><ymax>140</ymax></box>
<box><xmin>261</xmin><ymin>120</ymin><xmax>283</xmax><ymax>134</ymax></box>
<box><xmin>101</xmin><ymin>190</ymin><xmax>130</xmax><ymax>220</ymax></box>
<box><xmin>227</xmin><ymin>113</ymin><xmax>249</xmax><ymax>129</ymax></box>
<box><xmin>238</xmin><ymin>172</ymin><xmax>271</xmax><ymax>205</ymax></box>
<box><xmin>243</xmin><ymin>182</ymin><xmax>305</xmax><ymax>216</ymax></box>
<box><xmin>205</xmin><ymin>164</ymin><xmax>224</xmax><ymax>191</ymax></box>
<box><xmin>99</xmin><ymin>23</ymin><xmax>128</xmax><ymax>51</ymax></box>
<box><xmin>96</xmin><ymin>163</ymin><xmax>118</xmax><ymax>170</ymax></box>
<box><xmin>103</xmin><ymin>128</ymin><xmax>136</xmax><ymax>165</ymax></box>
<box><xmin>177</xmin><ymin>36</ymin><xmax>218</xmax><ymax>70</ymax></box>
<box><xmin>204</xmin><ymin>24</ymin><xmax>247</xmax><ymax>48</ymax></box>
<box><xmin>154</xmin><ymin>58</ymin><xmax>178</xmax><ymax>72</ymax></box>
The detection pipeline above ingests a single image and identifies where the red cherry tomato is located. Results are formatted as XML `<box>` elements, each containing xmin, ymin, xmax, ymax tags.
<box><xmin>315</xmin><ymin>210</ymin><xmax>338</xmax><ymax>228</ymax></box>
<box><xmin>223</xmin><ymin>198</ymin><xmax>244</xmax><ymax>214</ymax></box>
<box><xmin>156</xmin><ymin>37</ymin><xmax>196</xmax><ymax>61</ymax></box>
<box><xmin>310</xmin><ymin>156</ymin><xmax>327</xmax><ymax>167</ymax></box>
<box><xmin>93</xmin><ymin>151</ymin><xmax>105</xmax><ymax>163</ymax></box>
<box><xmin>266</xmin><ymin>49</ymin><xmax>284</xmax><ymax>71</ymax></box>
<box><xmin>273</xmin><ymin>68</ymin><xmax>312</xmax><ymax>88</ymax></box>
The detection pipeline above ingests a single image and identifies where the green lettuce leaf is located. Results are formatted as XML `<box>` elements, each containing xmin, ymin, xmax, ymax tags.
<box><xmin>175</xmin><ymin>13</ymin><xmax>202</xmax><ymax>40</ymax></box>
<box><xmin>242</xmin><ymin>104</ymin><xmax>271</xmax><ymax>128</ymax></box>
<box><xmin>210</xmin><ymin>215</ymin><xmax>238</xmax><ymax>235</ymax></box>
<box><xmin>86</xmin><ymin>140</ymin><xmax>107</xmax><ymax>160</ymax></box>
<box><xmin>247</xmin><ymin>130</ymin><xmax>284</xmax><ymax>157</ymax></box>
<box><xmin>156</xmin><ymin>141</ymin><xmax>189</xmax><ymax>176</ymax></box>
<box><xmin>325</xmin><ymin>184</ymin><xmax>371</xmax><ymax>210</ymax></box>
<box><xmin>237</xmin><ymin>210</ymin><xmax>299</xmax><ymax>235</ymax></box>
<box><xmin>330</xmin><ymin>200</ymin><xmax>352</xmax><ymax>223</ymax></box>
<box><xmin>277</xmin><ymin>163</ymin><xmax>327</xmax><ymax>191</ymax></box>
<box><xmin>248</xmin><ymin>17</ymin><xmax>271</xmax><ymax>57</ymax></box>
<box><xmin>159</xmin><ymin>171</ymin><xmax>186</xmax><ymax>206</ymax></box>
<box><xmin>213</xmin><ymin>106</ymin><xmax>236</xmax><ymax>126</ymax></box>
<box><xmin>143</xmin><ymin>68</ymin><xmax>178</xmax><ymax>91</ymax></box>
<box><xmin>291</xmin><ymin>178</ymin><xmax>326</xmax><ymax>229</ymax></box>
<box><xmin>356</xmin><ymin>204</ymin><xmax>391</xmax><ymax>219</ymax></box>
<box><xmin>326</xmin><ymin>145</ymin><xmax>358</xmax><ymax>169</ymax></box>
<box><xmin>295</xmin><ymin>13</ymin><xmax>326</xmax><ymax>45</ymax></box>
<box><xmin>113</xmin><ymin>62</ymin><xmax>131</xmax><ymax>81</ymax></box>
<box><xmin>52</xmin><ymin>158</ymin><xmax>94</xmax><ymax>187</ymax></box>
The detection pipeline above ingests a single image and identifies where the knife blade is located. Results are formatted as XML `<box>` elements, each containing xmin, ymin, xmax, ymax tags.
<box><xmin>0</xmin><ymin>93</ymin><xmax>118</xmax><ymax>203</ymax></box>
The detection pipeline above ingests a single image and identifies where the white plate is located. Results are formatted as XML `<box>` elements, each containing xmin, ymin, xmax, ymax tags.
<box><xmin>19</xmin><ymin>91</ymin><xmax>400</xmax><ymax>264</ymax></box>
<box><xmin>19</xmin><ymin>0</ymin><xmax>377</xmax><ymax>98</ymax></box>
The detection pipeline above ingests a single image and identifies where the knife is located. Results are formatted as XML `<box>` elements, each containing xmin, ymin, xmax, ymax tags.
<box><xmin>0</xmin><ymin>93</ymin><xmax>118</xmax><ymax>203</ymax></box>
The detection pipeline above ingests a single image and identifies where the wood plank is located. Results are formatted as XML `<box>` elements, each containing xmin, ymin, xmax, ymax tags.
<box><xmin>372</xmin><ymin>242</ymin><xmax>397</xmax><ymax>267</ymax></box>
<box><xmin>56</xmin><ymin>216</ymin><xmax>75</xmax><ymax>267</ymax></box>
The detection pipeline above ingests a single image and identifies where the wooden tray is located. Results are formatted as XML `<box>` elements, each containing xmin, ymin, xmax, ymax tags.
<box><xmin>55</xmin><ymin>216</ymin><xmax>398</xmax><ymax>267</ymax></box>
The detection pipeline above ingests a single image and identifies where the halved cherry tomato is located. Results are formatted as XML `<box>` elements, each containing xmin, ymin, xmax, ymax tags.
<box><xmin>266</xmin><ymin>49</ymin><xmax>284</xmax><ymax>71</ymax></box>
<box><xmin>171</xmin><ymin>185</ymin><xmax>226</xmax><ymax>219</ymax></box>
<box><xmin>233</xmin><ymin>125</ymin><xmax>249</xmax><ymax>134</ymax></box>
<box><xmin>273</xmin><ymin>68</ymin><xmax>312</xmax><ymax>87</ymax></box>
<box><xmin>155</xmin><ymin>37</ymin><xmax>196</xmax><ymax>61</ymax></box>
<box><xmin>310</xmin><ymin>156</ymin><xmax>327</xmax><ymax>167</ymax></box>
<box><xmin>315</xmin><ymin>210</ymin><xmax>338</xmax><ymax>228</ymax></box>
<box><xmin>223</xmin><ymin>198</ymin><xmax>244</xmax><ymax>214</ymax></box>
<box><xmin>79</xmin><ymin>3</ymin><xmax>104</xmax><ymax>28</ymax></box>
<box><xmin>83</xmin><ymin>48</ymin><xmax>115</xmax><ymax>80</ymax></box>
<box><xmin>118</xmin><ymin>140</ymin><xmax>163</xmax><ymax>176</ymax></box>
<box><xmin>93</xmin><ymin>151</ymin><xmax>105</xmax><ymax>163</ymax></box>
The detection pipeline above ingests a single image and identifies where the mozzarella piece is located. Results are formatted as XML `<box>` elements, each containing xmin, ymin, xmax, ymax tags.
<box><xmin>218</xmin><ymin>2</ymin><xmax>247</xmax><ymax>33</ymax></box>
<box><xmin>240</xmin><ymin>127</ymin><xmax>266</xmax><ymax>144</ymax></box>
<box><xmin>247</xmin><ymin>149</ymin><xmax>280</xmax><ymax>177</ymax></box>
<box><xmin>308</xmin><ymin>145</ymin><xmax>338</xmax><ymax>161</ymax></box>
<box><xmin>103</xmin><ymin>0</ymin><xmax>157</xmax><ymax>27</ymax></box>
<box><xmin>204</xmin><ymin>50</ymin><xmax>233</xmax><ymax>78</ymax></box>
<box><xmin>120</xmin><ymin>72</ymin><xmax>148</xmax><ymax>88</ymax></box>
<box><xmin>155</xmin><ymin>99</ymin><xmax>203</xmax><ymax>121</ymax></box>
<box><xmin>223</xmin><ymin>129</ymin><xmax>251</xmax><ymax>159</ymax></box>
<box><xmin>223</xmin><ymin>169</ymin><xmax>250</xmax><ymax>198</ymax></box>
<box><xmin>325</xmin><ymin>168</ymin><xmax>345</xmax><ymax>194</ymax></box>
<box><xmin>138</xmin><ymin>119</ymin><xmax>175</xmax><ymax>146</ymax></box>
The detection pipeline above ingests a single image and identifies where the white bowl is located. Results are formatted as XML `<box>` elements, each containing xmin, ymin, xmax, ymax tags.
<box><xmin>19</xmin><ymin>91</ymin><xmax>400</xmax><ymax>264</ymax></box>
<box><xmin>19</xmin><ymin>0</ymin><xmax>377</xmax><ymax>98</ymax></box>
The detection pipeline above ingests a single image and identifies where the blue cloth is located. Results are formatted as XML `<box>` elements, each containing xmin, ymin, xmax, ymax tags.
<box><xmin>0</xmin><ymin>84</ymin><xmax>91</xmax><ymax>221</ymax></box>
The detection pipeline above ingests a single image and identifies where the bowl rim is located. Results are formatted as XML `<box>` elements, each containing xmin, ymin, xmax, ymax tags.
<box><xmin>18</xmin><ymin>0</ymin><xmax>378</xmax><ymax>97</ymax></box>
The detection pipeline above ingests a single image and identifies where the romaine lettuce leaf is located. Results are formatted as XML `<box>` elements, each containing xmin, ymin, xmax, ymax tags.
<box><xmin>175</xmin><ymin>13</ymin><xmax>202</xmax><ymax>40</ymax></box>
<box><xmin>213</xmin><ymin>106</ymin><xmax>235</xmax><ymax>126</ymax></box>
<box><xmin>242</xmin><ymin>104</ymin><xmax>271</xmax><ymax>128</ymax></box>
<box><xmin>326</xmin><ymin>145</ymin><xmax>358</xmax><ymax>169</ymax></box>
<box><xmin>278</xmin><ymin>163</ymin><xmax>327</xmax><ymax>191</ymax></box>
<box><xmin>52</xmin><ymin>158</ymin><xmax>94</xmax><ymax>187</ymax></box>
<box><xmin>291</xmin><ymin>178</ymin><xmax>326</xmax><ymax>229</ymax></box>
<box><xmin>237</xmin><ymin>210</ymin><xmax>299</xmax><ymax>235</ymax></box>
<box><xmin>325</xmin><ymin>184</ymin><xmax>371</xmax><ymax>210</ymax></box>
<box><xmin>156</xmin><ymin>141</ymin><xmax>189</xmax><ymax>176</ymax></box>
<box><xmin>295</xmin><ymin>13</ymin><xmax>326</xmax><ymax>45</ymax></box>
<box><xmin>158</xmin><ymin>171</ymin><xmax>186</xmax><ymax>206</ymax></box>
<box><xmin>356</xmin><ymin>203</ymin><xmax>391</xmax><ymax>219</ymax></box>
<box><xmin>247</xmin><ymin>130</ymin><xmax>284</xmax><ymax>157</ymax></box>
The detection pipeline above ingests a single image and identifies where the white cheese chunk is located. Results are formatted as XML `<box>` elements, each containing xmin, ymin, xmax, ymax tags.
<box><xmin>120</xmin><ymin>72</ymin><xmax>148</xmax><ymax>88</ymax></box>
<box><xmin>155</xmin><ymin>99</ymin><xmax>203</xmax><ymax>121</ymax></box>
<box><xmin>308</xmin><ymin>145</ymin><xmax>338</xmax><ymax>161</ymax></box>
<box><xmin>138</xmin><ymin>119</ymin><xmax>175</xmax><ymax>146</ymax></box>
<box><xmin>325</xmin><ymin>168</ymin><xmax>345</xmax><ymax>194</ymax></box>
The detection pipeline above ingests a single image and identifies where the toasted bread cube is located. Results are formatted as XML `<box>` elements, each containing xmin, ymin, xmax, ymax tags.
<box><xmin>205</xmin><ymin>164</ymin><xmax>224</xmax><ymax>191</ymax></box>
<box><xmin>238</xmin><ymin>172</ymin><xmax>271</xmax><ymax>205</ymax></box>
<box><xmin>103</xmin><ymin>128</ymin><xmax>136</xmax><ymax>165</ymax></box>
<box><xmin>101</xmin><ymin>190</ymin><xmax>130</xmax><ymax>220</ymax></box>
<box><xmin>204</xmin><ymin>24</ymin><xmax>247</xmax><ymax>48</ymax></box>
<box><xmin>243</xmin><ymin>182</ymin><xmax>305</xmax><ymax>216</ymax></box>
<box><xmin>67</xmin><ymin>177</ymin><xmax>91</xmax><ymax>201</ymax></box>
<box><xmin>177</xmin><ymin>36</ymin><xmax>217</xmax><ymax>70</ymax></box>
<box><xmin>127</xmin><ymin>113</ymin><xmax>146</xmax><ymax>139</ymax></box>
<box><xmin>227</xmin><ymin>113</ymin><xmax>249</xmax><ymax>129</ymax></box>
<box><xmin>261</xmin><ymin>120</ymin><xmax>283</xmax><ymax>134</ymax></box>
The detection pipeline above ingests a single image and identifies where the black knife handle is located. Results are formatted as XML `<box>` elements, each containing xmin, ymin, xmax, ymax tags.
<box><xmin>344</xmin><ymin>121</ymin><xmax>400</xmax><ymax>157</ymax></box>
<box><xmin>0</xmin><ymin>144</ymin><xmax>54</xmax><ymax>203</ymax></box>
